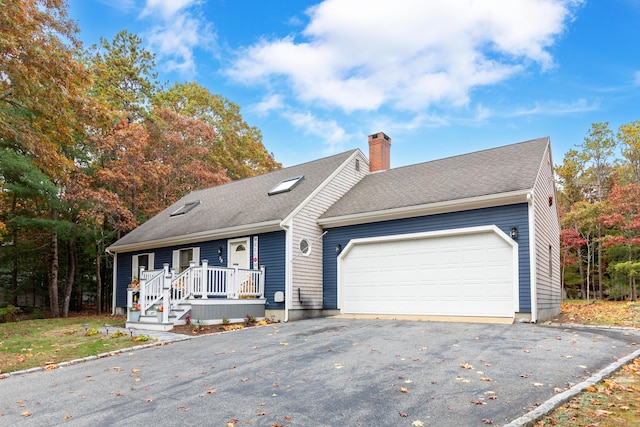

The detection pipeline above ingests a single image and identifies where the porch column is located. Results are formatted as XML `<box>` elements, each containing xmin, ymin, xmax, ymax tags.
<box><xmin>162</xmin><ymin>288</ymin><xmax>170</xmax><ymax>323</ymax></box>
<box><xmin>126</xmin><ymin>289</ymin><xmax>133</xmax><ymax>321</ymax></box>
<box><xmin>259</xmin><ymin>265</ymin><xmax>266</xmax><ymax>298</ymax></box>
<box><xmin>201</xmin><ymin>259</ymin><xmax>208</xmax><ymax>298</ymax></box>
<box><xmin>139</xmin><ymin>276</ymin><xmax>147</xmax><ymax>315</ymax></box>
<box><xmin>189</xmin><ymin>260</ymin><xmax>196</xmax><ymax>295</ymax></box>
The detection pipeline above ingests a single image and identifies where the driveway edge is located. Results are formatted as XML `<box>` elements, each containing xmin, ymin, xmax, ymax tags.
<box><xmin>504</xmin><ymin>327</ymin><xmax>640</xmax><ymax>427</ymax></box>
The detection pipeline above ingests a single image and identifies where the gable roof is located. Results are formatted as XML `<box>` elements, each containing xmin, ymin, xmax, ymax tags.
<box><xmin>319</xmin><ymin>137</ymin><xmax>550</xmax><ymax>226</ymax></box>
<box><xmin>109</xmin><ymin>149</ymin><xmax>359</xmax><ymax>252</ymax></box>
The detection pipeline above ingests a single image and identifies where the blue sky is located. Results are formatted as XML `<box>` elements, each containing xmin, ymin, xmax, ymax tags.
<box><xmin>68</xmin><ymin>0</ymin><xmax>640</xmax><ymax>168</ymax></box>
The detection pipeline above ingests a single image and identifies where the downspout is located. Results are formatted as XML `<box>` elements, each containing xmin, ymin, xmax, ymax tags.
<box><xmin>279</xmin><ymin>220</ymin><xmax>293</xmax><ymax>322</ymax></box>
<box><xmin>105</xmin><ymin>247</ymin><xmax>116</xmax><ymax>315</ymax></box>
<box><xmin>528</xmin><ymin>192</ymin><xmax>538</xmax><ymax>323</ymax></box>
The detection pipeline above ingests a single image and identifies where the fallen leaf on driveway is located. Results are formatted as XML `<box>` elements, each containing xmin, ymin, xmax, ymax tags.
<box><xmin>554</xmin><ymin>387</ymin><xmax>564</xmax><ymax>393</ymax></box>
<box><xmin>412</xmin><ymin>420</ymin><xmax>425</xmax><ymax>426</ymax></box>
<box><xmin>226</xmin><ymin>419</ymin><xmax>239</xmax><ymax>426</ymax></box>
<box><xmin>533</xmin><ymin>383</ymin><xmax>544</xmax><ymax>387</ymax></box>
<box><xmin>21</xmin><ymin>411</ymin><xmax>31</xmax><ymax>417</ymax></box>
<box><xmin>460</xmin><ymin>363</ymin><xmax>473</xmax><ymax>370</ymax></box>
<box><xmin>482</xmin><ymin>419</ymin><xmax>492</xmax><ymax>424</ymax></box>
<box><xmin>400</xmin><ymin>387</ymin><xmax>409</xmax><ymax>393</ymax></box>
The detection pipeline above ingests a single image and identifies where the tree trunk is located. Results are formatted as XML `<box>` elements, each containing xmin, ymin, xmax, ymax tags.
<box><xmin>49</xmin><ymin>229</ymin><xmax>60</xmax><ymax>318</ymax></box>
<box><xmin>62</xmin><ymin>236</ymin><xmax>75</xmax><ymax>317</ymax></box>
<box><xmin>578</xmin><ymin>247</ymin><xmax>586</xmax><ymax>299</ymax></box>
<box><xmin>597</xmin><ymin>226</ymin><xmax>604</xmax><ymax>299</ymax></box>
<box><xmin>96</xmin><ymin>240</ymin><xmax>102</xmax><ymax>314</ymax></box>
<box><xmin>11</xmin><ymin>229</ymin><xmax>18</xmax><ymax>306</ymax></box>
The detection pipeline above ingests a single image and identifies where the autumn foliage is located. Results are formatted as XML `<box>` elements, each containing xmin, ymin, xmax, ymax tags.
<box><xmin>0</xmin><ymin>2</ymin><xmax>280</xmax><ymax>316</ymax></box>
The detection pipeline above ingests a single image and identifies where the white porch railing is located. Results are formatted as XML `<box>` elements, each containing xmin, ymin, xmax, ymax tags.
<box><xmin>128</xmin><ymin>260</ymin><xmax>265</xmax><ymax>323</ymax></box>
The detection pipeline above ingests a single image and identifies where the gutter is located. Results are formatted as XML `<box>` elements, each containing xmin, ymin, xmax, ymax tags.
<box><xmin>528</xmin><ymin>192</ymin><xmax>538</xmax><ymax>323</ymax></box>
<box><xmin>279</xmin><ymin>219</ymin><xmax>292</xmax><ymax>322</ymax></box>
<box><xmin>104</xmin><ymin>247</ymin><xmax>116</xmax><ymax>315</ymax></box>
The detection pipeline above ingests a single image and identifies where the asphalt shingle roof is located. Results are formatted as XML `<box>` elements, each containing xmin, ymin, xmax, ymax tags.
<box><xmin>109</xmin><ymin>149</ymin><xmax>358</xmax><ymax>250</ymax></box>
<box><xmin>320</xmin><ymin>137</ymin><xmax>549</xmax><ymax>220</ymax></box>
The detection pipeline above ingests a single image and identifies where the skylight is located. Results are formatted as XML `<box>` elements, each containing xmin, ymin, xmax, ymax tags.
<box><xmin>268</xmin><ymin>176</ymin><xmax>303</xmax><ymax>196</ymax></box>
<box><xmin>170</xmin><ymin>200</ymin><xmax>201</xmax><ymax>217</ymax></box>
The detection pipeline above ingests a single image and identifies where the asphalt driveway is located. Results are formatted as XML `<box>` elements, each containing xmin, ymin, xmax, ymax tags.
<box><xmin>1</xmin><ymin>318</ymin><xmax>639</xmax><ymax>426</ymax></box>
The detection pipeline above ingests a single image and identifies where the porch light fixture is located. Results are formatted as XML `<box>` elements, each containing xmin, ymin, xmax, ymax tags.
<box><xmin>336</xmin><ymin>243</ymin><xmax>342</xmax><ymax>255</ymax></box>
<box><xmin>510</xmin><ymin>227</ymin><xmax>518</xmax><ymax>240</ymax></box>
<box><xmin>218</xmin><ymin>246</ymin><xmax>223</xmax><ymax>263</ymax></box>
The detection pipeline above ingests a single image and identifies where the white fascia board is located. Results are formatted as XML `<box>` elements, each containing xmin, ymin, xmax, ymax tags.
<box><xmin>280</xmin><ymin>149</ymin><xmax>364</xmax><ymax>227</ymax></box>
<box><xmin>318</xmin><ymin>190</ymin><xmax>531</xmax><ymax>228</ymax></box>
<box><xmin>107</xmin><ymin>220</ymin><xmax>282</xmax><ymax>253</ymax></box>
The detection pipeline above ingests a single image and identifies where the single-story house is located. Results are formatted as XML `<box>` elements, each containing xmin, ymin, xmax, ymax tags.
<box><xmin>108</xmin><ymin>133</ymin><xmax>560</xmax><ymax>330</ymax></box>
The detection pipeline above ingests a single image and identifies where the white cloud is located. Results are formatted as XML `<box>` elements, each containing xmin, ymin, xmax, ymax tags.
<box><xmin>506</xmin><ymin>98</ymin><xmax>598</xmax><ymax>117</ymax></box>
<box><xmin>140</xmin><ymin>0</ymin><xmax>214</xmax><ymax>76</ymax></box>
<box><xmin>250</xmin><ymin>94</ymin><xmax>285</xmax><ymax>117</ymax></box>
<box><xmin>228</xmin><ymin>0</ymin><xmax>583</xmax><ymax>112</ymax></box>
<box><xmin>282</xmin><ymin>110</ymin><xmax>351</xmax><ymax>154</ymax></box>
<box><xmin>140</xmin><ymin>0</ymin><xmax>199</xmax><ymax>19</ymax></box>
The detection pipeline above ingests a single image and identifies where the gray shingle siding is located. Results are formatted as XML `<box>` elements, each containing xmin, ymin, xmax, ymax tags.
<box><xmin>322</xmin><ymin>204</ymin><xmax>531</xmax><ymax>311</ymax></box>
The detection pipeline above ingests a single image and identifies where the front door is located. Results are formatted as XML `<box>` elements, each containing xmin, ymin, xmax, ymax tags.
<box><xmin>228</xmin><ymin>238</ymin><xmax>250</xmax><ymax>269</ymax></box>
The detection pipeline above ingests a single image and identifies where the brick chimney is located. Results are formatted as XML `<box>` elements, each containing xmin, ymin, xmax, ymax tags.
<box><xmin>368</xmin><ymin>132</ymin><xmax>391</xmax><ymax>172</ymax></box>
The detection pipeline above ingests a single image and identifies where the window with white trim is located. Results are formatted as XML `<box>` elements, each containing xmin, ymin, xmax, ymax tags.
<box><xmin>132</xmin><ymin>253</ymin><xmax>154</xmax><ymax>280</ymax></box>
<box><xmin>172</xmin><ymin>247</ymin><xmax>200</xmax><ymax>273</ymax></box>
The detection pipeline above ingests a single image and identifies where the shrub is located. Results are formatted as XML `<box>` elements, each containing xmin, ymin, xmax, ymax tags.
<box><xmin>0</xmin><ymin>305</ymin><xmax>21</xmax><ymax>323</ymax></box>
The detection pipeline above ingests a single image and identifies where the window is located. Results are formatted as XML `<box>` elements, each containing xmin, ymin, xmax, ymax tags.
<box><xmin>299</xmin><ymin>238</ymin><xmax>311</xmax><ymax>256</ymax></box>
<box><xmin>170</xmin><ymin>200</ymin><xmax>201</xmax><ymax>217</ymax></box>
<box><xmin>268</xmin><ymin>176</ymin><xmax>303</xmax><ymax>196</ymax></box>
<box><xmin>172</xmin><ymin>247</ymin><xmax>200</xmax><ymax>273</ymax></box>
<box><xmin>132</xmin><ymin>253</ymin><xmax>154</xmax><ymax>280</ymax></box>
<box><xmin>179</xmin><ymin>249</ymin><xmax>193</xmax><ymax>272</ymax></box>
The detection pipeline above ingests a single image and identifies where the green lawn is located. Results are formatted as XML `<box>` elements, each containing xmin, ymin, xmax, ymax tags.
<box><xmin>0</xmin><ymin>315</ymin><xmax>153</xmax><ymax>374</ymax></box>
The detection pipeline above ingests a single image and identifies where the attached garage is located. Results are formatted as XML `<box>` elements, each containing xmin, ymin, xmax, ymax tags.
<box><xmin>338</xmin><ymin>226</ymin><xmax>519</xmax><ymax>318</ymax></box>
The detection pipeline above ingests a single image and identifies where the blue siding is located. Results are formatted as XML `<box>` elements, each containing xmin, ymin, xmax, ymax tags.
<box><xmin>115</xmin><ymin>254</ymin><xmax>132</xmax><ymax>308</ymax></box>
<box><xmin>322</xmin><ymin>204</ymin><xmax>531</xmax><ymax>311</ymax></box>
<box><xmin>115</xmin><ymin>232</ymin><xmax>286</xmax><ymax>308</ymax></box>
<box><xmin>259</xmin><ymin>231</ymin><xmax>286</xmax><ymax>310</ymax></box>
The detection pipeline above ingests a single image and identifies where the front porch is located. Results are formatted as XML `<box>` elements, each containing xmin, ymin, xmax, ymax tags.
<box><xmin>126</xmin><ymin>260</ymin><xmax>266</xmax><ymax>331</ymax></box>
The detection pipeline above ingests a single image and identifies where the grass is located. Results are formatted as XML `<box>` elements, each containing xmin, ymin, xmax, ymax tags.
<box><xmin>0</xmin><ymin>315</ymin><xmax>153</xmax><ymax>375</ymax></box>
<box><xmin>536</xmin><ymin>300</ymin><xmax>640</xmax><ymax>426</ymax></box>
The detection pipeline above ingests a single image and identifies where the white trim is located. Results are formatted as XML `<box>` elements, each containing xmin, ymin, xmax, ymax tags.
<box><xmin>111</xmin><ymin>252</ymin><xmax>117</xmax><ymax>315</ymax></box>
<box><xmin>337</xmin><ymin>225</ymin><xmax>520</xmax><ymax>316</ymax></box>
<box><xmin>281</xmin><ymin>150</ymin><xmax>364</xmax><ymax>226</ymax></box>
<box><xmin>319</xmin><ymin>190</ymin><xmax>530</xmax><ymax>228</ymax></box>
<box><xmin>528</xmin><ymin>192</ymin><xmax>538</xmax><ymax>322</ymax></box>
<box><xmin>108</xmin><ymin>220</ymin><xmax>281</xmax><ymax>253</ymax></box>
<box><xmin>281</xmin><ymin>220</ymin><xmax>293</xmax><ymax>322</ymax></box>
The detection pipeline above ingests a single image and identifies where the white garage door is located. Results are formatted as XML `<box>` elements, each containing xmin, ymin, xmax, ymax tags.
<box><xmin>339</xmin><ymin>227</ymin><xmax>517</xmax><ymax>318</ymax></box>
